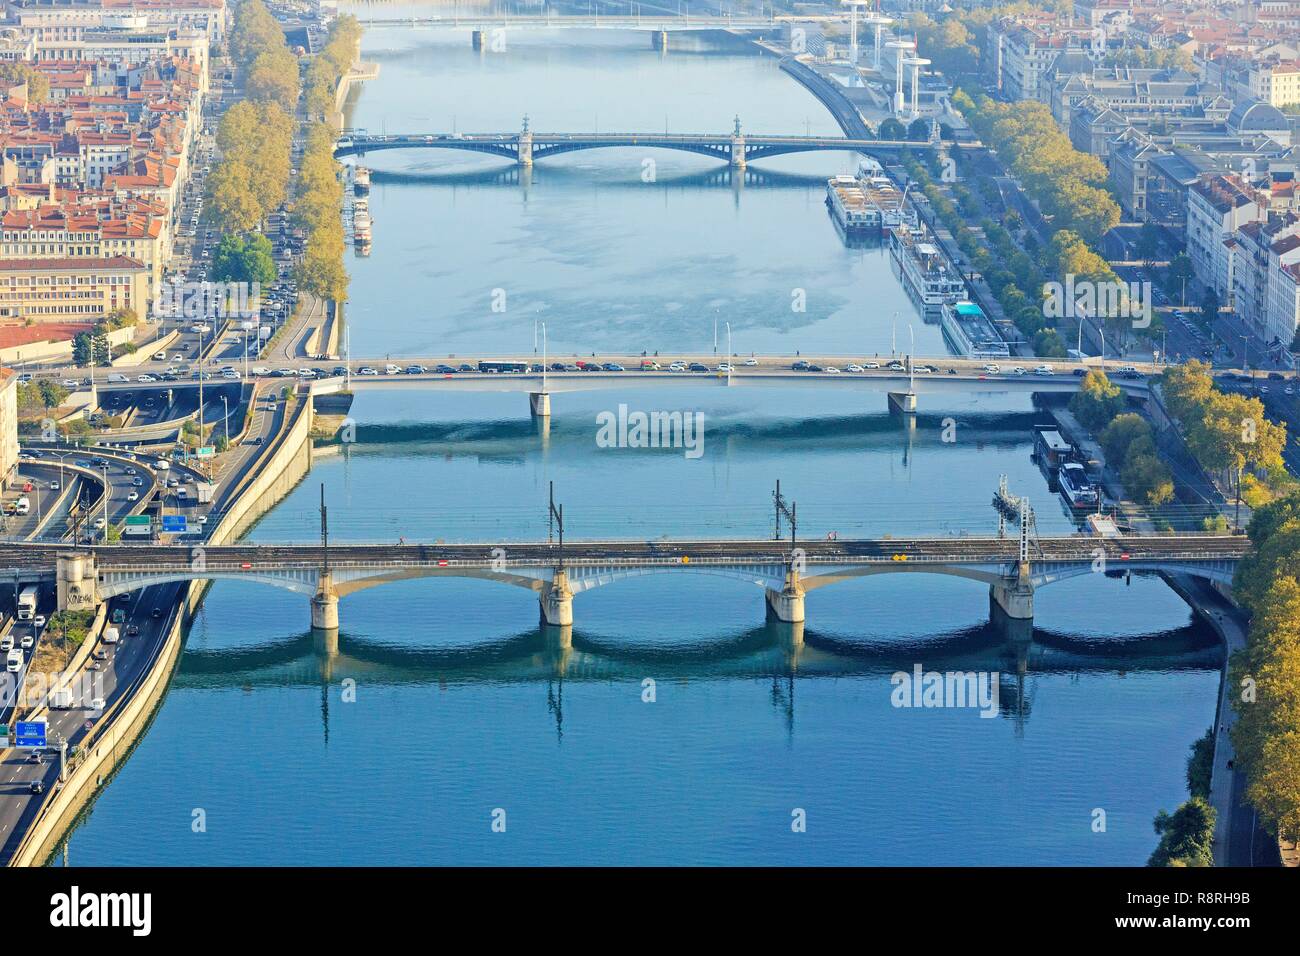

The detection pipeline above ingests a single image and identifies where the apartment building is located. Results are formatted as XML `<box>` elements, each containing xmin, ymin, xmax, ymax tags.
<box><xmin>1232</xmin><ymin>213</ymin><xmax>1300</xmax><ymax>348</ymax></box>
<box><xmin>0</xmin><ymin>254</ymin><xmax>149</xmax><ymax>321</ymax></box>
<box><xmin>1187</xmin><ymin>173</ymin><xmax>1268</xmax><ymax>303</ymax></box>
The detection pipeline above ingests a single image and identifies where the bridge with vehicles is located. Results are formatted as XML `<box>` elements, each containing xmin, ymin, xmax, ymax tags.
<box><xmin>333</xmin><ymin>118</ymin><xmax>964</xmax><ymax>168</ymax></box>
<box><xmin>2</xmin><ymin>527</ymin><xmax>1249</xmax><ymax>642</ymax></box>
<box><xmin>353</xmin><ymin>12</ymin><xmax>829</xmax><ymax>31</ymax></box>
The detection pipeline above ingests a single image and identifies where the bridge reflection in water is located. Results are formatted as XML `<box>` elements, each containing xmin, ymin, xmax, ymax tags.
<box><xmin>172</xmin><ymin>616</ymin><xmax>1222</xmax><ymax>744</ymax></box>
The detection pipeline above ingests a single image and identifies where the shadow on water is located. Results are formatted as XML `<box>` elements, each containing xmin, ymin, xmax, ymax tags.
<box><xmin>338</xmin><ymin>410</ymin><xmax>1045</xmax><ymax>454</ymax></box>
<box><xmin>367</xmin><ymin>164</ymin><xmax>826</xmax><ymax>190</ymax></box>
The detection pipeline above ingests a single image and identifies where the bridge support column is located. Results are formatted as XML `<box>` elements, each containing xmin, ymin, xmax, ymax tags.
<box><xmin>765</xmin><ymin>569</ymin><xmax>805</xmax><ymax>623</ymax></box>
<box><xmin>887</xmin><ymin>390</ymin><xmax>917</xmax><ymax>415</ymax></box>
<box><xmin>529</xmin><ymin>391</ymin><xmax>550</xmax><ymax>417</ymax></box>
<box><xmin>541</xmin><ymin>570</ymin><xmax>573</xmax><ymax>627</ymax></box>
<box><xmin>517</xmin><ymin>130</ymin><xmax>533</xmax><ymax>167</ymax></box>
<box><xmin>729</xmin><ymin>136</ymin><xmax>747</xmax><ymax>169</ymax></box>
<box><xmin>989</xmin><ymin>578</ymin><xmax>1033</xmax><ymax>643</ymax></box>
<box><xmin>651</xmin><ymin>30</ymin><xmax>668</xmax><ymax>51</ymax></box>
<box><xmin>311</xmin><ymin>573</ymin><xmax>339</xmax><ymax>632</ymax></box>
<box><xmin>56</xmin><ymin>552</ymin><xmax>98</xmax><ymax>612</ymax></box>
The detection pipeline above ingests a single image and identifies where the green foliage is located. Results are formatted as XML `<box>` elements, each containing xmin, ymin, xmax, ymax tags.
<box><xmin>1148</xmin><ymin>797</ymin><xmax>1215</xmax><ymax>867</ymax></box>
<box><xmin>959</xmin><ymin>91</ymin><xmax>1120</xmax><ymax>244</ymax></box>
<box><xmin>1069</xmin><ymin>369</ymin><xmax>1126</xmax><ymax>431</ymax></box>
<box><xmin>1099</xmin><ymin>413</ymin><xmax>1174</xmax><ymax>506</ymax></box>
<box><xmin>1187</xmin><ymin>728</ymin><xmax>1214</xmax><ymax>801</ymax></box>
<box><xmin>211</xmin><ymin>231</ymin><xmax>278</xmax><ymax>287</ymax></box>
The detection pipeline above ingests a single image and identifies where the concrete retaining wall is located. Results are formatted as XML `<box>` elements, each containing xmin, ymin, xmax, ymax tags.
<box><xmin>9</xmin><ymin>392</ymin><xmax>316</xmax><ymax>865</ymax></box>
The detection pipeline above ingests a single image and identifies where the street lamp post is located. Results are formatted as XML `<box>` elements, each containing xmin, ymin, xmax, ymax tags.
<box><xmin>725</xmin><ymin>321</ymin><xmax>732</xmax><ymax>384</ymax></box>
<box><xmin>221</xmin><ymin>395</ymin><xmax>229</xmax><ymax>448</ymax></box>
<box><xmin>541</xmin><ymin>322</ymin><xmax>547</xmax><ymax>393</ymax></box>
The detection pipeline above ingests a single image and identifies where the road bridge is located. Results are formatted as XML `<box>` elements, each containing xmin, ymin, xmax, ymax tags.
<box><xmin>334</xmin><ymin>119</ymin><xmax>965</xmax><ymax>168</ymax></box>
<box><xmin>1</xmin><ymin>532</ymin><xmax>1248</xmax><ymax>643</ymax></box>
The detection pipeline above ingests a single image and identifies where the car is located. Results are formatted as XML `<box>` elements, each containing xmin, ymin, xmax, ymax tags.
<box><xmin>1268</xmin><ymin>371</ymin><xmax>1285</xmax><ymax>381</ymax></box>
<box><xmin>913</xmin><ymin>365</ymin><xmax>935</xmax><ymax>374</ymax></box>
<box><xmin>1286</xmin><ymin>385</ymin><xmax>1295</xmax><ymax>395</ymax></box>
<box><xmin>49</xmin><ymin>481</ymin><xmax>60</xmax><ymax>491</ymax></box>
<box><xmin>33</xmin><ymin>614</ymin><xmax>45</xmax><ymax>628</ymax></box>
<box><xmin>136</xmin><ymin>374</ymin><xmax>156</xmax><ymax>383</ymax></box>
<box><xmin>151</xmin><ymin>607</ymin><xmax>163</xmax><ymax>618</ymax></box>
<box><xmin>807</xmin><ymin>364</ymin><xmax>824</xmax><ymax>373</ymax></box>
<box><xmin>251</xmin><ymin>366</ymin><xmax>270</xmax><ymax>376</ymax></box>
<box><xmin>458</xmin><ymin>364</ymin><xmax>475</xmax><ymax>373</ymax></box>
<box><xmin>1034</xmin><ymin>365</ymin><xmax>1055</xmax><ymax>375</ymax></box>
<box><xmin>90</xmin><ymin>697</ymin><xmax>105</xmax><ymax>711</ymax></box>
<box><xmin>383</xmin><ymin>365</ymin><xmax>401</xmax><ymax>375</ymax></box>
<box><xmin>127</xmin><ymin>491</ymin><xmax>139</xmax><ymax>502</ymax></box>
<box><xmin>715</xmin><ymin>363</ymin><xmax>733</xmax><ymax>373</ymax></box>
<box><xmin>983</xmin><ymin>364</ymin><xmax>1001</xmax><ymax>373</ymax></box>
<box><xmin>863</xmin><ymin>362</ymin><xmax>880</xmax><ymax>369</ymax></box>
<box><xmin>602</xmin><ymin>363</ymin><xmax>625</xmax><ymax>372</ymax></box>
<box><xmin>20</xmin><ymin>633</ymin><xmax>33</xmax><ymax>649</ymax></box>
<box><xmin>275</xmin><ymin>368</ymin><xmax>295</xmax><ymax>377</ymax></box>
<box><xmin>358</xmin><ymin>367</ymin><xmax>379</xmax><ymax>375</ymax></box>
<box><xmin>197</xmin><ymin>515</ymin><xmax>208</xmax><ymax>526</ymax></box>
<box><xmin>744</xmin><ymin>358</ymin><xmax>759</xmax><ymax>367</ymax></box>
<box><xmin>27</xmin><ymin>750</ymin><xmax>41</xmax><ymax>763</ymax></box>
<box><xmin>222</xmin><ymin>369</ymin><xmax>240</xmax><ymax>380</ymax></box>
<box><xmin>126</xmin><ymin>624</ymin><xmax>139</xmax><ymax>637</ymax></box>
<box><xmin>887</xmin><ymin>362</ymin><xmax>905</xmax><ymax>371</ymax></box>
<box><xmin>404</xmin><ymin>365</ymin><xmax>425</xmax><ymax>375</ymax></box>
<box><xmin>688</xmin><ymin>363</ymin><xmax>710</xmax><ymax>372</ymax></box>
<box><xmin>29</xmin><ymin>781</ymin><xmax>42</xmax><ymax>795</ymax></box>
<box><xmin>1011</xmin><ymin>366</ymin><xmax>1028</xmax><ymax>375</ymax></box>
<box><xmin>846</xmin><ymin>364</ymin><xmax>864</xmax><ymax>373</ymax></box>
<box><xmin>668</xmin><ymin>362</ymin><xmax>687</xmax><ymax>372</ymax></box>
<box><xmin>791</xmin><ymin>360</ymin><xmax>809</xmax><ymax>371</ymax></box>
<box><xmin>61</xmin><ymin>378</ymin><xmax>81</xmax><ymax>388</ymax></box>
<box><xmin>1072</xmin><ymin>368</ymin><xmax>1088</xmax><ymax>377</ymax></box>
<box><xmin>93</xmin><ymin>517</ymin><xmax>106</xmax><ymax>530</ymax></box>
<box><xmin>823</xmin><ymin>366</ymin><xmax>841</xmax><ymax>374</ymax></box>
<box><xmin>131</xmin><ymin>477</ymin><xmax>143</xmax><ymax>487</ymax></box>
<box><xmin>333</xmin><ymin>366</ymin><xmax>349</xmax><ymax>376</ymax></box>
<box><xmin>153</xmin><ymin>351</ymin><xmax>167</xmax><ymax>361</ymax></box>
<box><xmin>435</xmin><ymin>364</ymin><xmax>456</xmax><ymax>374</ymax></box>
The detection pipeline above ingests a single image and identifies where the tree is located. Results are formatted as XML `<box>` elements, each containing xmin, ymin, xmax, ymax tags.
<box><xmin>1166</xmin><ymin>253</ymin><xmax>1193</xmax><ymax>302</ymax></box>
<box><xmin>1070</xmin><ymin>369</ymin><xmax>1126</xmax><ymax>430</ymax></box>
<box><xmin>906</xmin><ymin>118</ymin><xmax>931</xmax><ymax>142</ymax></box>
<box><xmin>878</xmin><ymin>117</ymin><xmax>906</xmax><ymax>140</ymax></box>
<box><xmin>37</xmin><ymin>379</ymin><xmax>69</xmax><ymax>410</ymax></box>
<box><xmin>1201</xmin><ymin>286</ymin><xmax>1220</xmax><ymax>326</ymax></box>
<box><xmin>1148</xmin><ymin>797</ymin><xmax>1215</xmax><ymax>867</ymax></box>
<box><xmin>0</xmin><ymin>62</ymin><xmax>50</xmax><ymax>104</ymax></box>
<box><xmin>1136</xmin><ymin>221</ymin><xmax>1161</xmax><ymax>266</ymax></box>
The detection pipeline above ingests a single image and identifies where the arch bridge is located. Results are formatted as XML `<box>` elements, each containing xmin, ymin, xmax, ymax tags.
<box><xmin>7</xmin><ymin>532</ymin><xmax>1248</xmax><ymax>647</ymax></box>
<box><xmin>334</xmin><ymin>118</ymin><xmax>964</xmax><ymax>169</ymax></box>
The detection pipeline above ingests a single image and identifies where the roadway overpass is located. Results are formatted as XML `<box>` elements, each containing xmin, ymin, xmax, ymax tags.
<box><xmin>2</xmin><ymin>533</ymin><xmax>1248</xmax><ymax>640</ymax></box>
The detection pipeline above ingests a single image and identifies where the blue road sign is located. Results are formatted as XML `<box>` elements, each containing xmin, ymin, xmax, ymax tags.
<box><xmin>162</xmin><ymin>515</ymin><xmax>187</xmax><ymax>533</ymax></box>
<box><xmin>15</xmin><ymin>720</ymin><xmax>46</xmax><ymax>748</ymax></box>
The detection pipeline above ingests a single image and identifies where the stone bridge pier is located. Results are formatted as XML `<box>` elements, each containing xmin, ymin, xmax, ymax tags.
<box><xmin>541</xmin><ymin>569</ymin><xmax>574</xmax><ymax>627</ymax></box>
<box><xmin>765</xmin><ymin>567</ymin><xmax>806</xmax><ymax>623</ymax></box>
<box><xmin>311</xmin><ymin>571</ymin><xmax>339</xmax><ymax>632</ymax></box>
<box><xmin>989</xmin><ymin>574</ymin><xmax>1034</xmax><ymax>644</ymax></box>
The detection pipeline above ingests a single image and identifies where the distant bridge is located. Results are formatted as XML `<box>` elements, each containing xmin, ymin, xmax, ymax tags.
<box><xmin>6</xmin><ymin>533</ymin><xmax>1249</xmax><ymax>639</ymax></box>
<box><xmin>334</xmin><ymin>122</ymin><xmax>961</xmax><ymax>167</ymax></box>
<box><xmin>353</xmin><ymin>12</ymin><xmax>820</xmax><ymax>31</ymax></box>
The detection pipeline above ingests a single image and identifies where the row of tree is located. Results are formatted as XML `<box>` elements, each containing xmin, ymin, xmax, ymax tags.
<box><xmin>952</xmin><ymin>89</ymin><xmax>1121</xmax><ymax>246</ymax></box>
<box><xmin>902</xmin><ymin>150</ymin><xmax>1068</xmax><ymax>356</ymax></box>
<box><xmin>207</xmin><ymin>100</ymin><xmax>294</xmax><ymax>235</ymax></box>
<box><xmin>292</xmin><ymin>121</ymin><xmax>349</xmax><ymax>303</ymax></box>
<box><xmin>1160</xmin><ymin>361</ymin><xmax>1290</xmax><ymax>509</ymax></box>
<box><xmin>304</xmin><ymin>14</ymin><xmax>362</xmax><ymax>119</ymax></box>
<box><xmin>1229</xmin><ymin>493</ymin><xmax>1300</xmax><ymax>846</ymax></box>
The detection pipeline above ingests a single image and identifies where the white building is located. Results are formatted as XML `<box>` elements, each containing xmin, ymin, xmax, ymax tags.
<box><xmin>1186</xmin><ymin>173</ymin><xmax>1267</xmax><ymax>303</ymax></box>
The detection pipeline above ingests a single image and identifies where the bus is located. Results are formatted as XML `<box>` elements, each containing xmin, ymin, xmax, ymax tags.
<box><xmin>16</xmin><ymin>586</ymin><xmax>37</xmax><ymax>621</ymax></box>
<box><xmin>477</xmin><ymin>361</ymin><xmax>528</xmax><ymax>374</ymax></box>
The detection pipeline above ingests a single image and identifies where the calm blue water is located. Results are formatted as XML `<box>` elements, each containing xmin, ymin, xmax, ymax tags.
<box><xmin>55</xmin><ymin>22</ymin><xmax>1219</xmax><ymax>866</ymax></box>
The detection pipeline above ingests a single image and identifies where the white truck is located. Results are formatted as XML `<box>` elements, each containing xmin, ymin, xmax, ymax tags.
<box><xmin>102</xmin><ymin>626</ymin><xmax>120</xmax><ymax>644</ymax></box>
<box><xmin>6</xmin><ymin>649</ymin><xmax>22</xmax><ymax>673</ymax></box>
<box><xmin>16</xmin><ymin>585</ymin><xmax>37</xmax><ymax>621</ymax></box>
<box><xmin>51</xmin><ymin>686</ymin><xmax>74</xmax><ymax>709</ymax></box>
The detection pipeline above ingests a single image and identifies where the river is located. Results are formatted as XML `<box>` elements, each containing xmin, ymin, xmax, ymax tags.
<box><xmin>53</xmin><ymin>15</ymin><xmax>1219</xmax><ymax>866</ymax></box>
